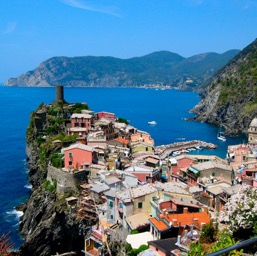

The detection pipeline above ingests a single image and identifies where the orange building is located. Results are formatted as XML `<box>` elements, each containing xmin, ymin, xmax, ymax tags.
<box><xmin>149</xmin><ymin>207</ymin><xmax>211</xmax><ymax>240</ymax></box>
<box><xmin>130</xmin><ymin>130</ymin><xmax>154</xmax><ymax>146</ymax></box>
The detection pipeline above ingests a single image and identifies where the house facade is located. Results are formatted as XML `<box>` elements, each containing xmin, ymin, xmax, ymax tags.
<box><xmin>70</xmin><ymin>113</ymin><xmax>92</xmax><ymax>131</ymax></box>
<box><xmin>63</xmin><ymin>143</ymin><xmax>94</xmax><ymax>169</ymax></box>
<box><xmin>124</xmin><ymin>165</ymin><xmax>161</xmax><ymax>183</ymax></box>
<box><xmin>96</xmin><ymin>111</ymin><xmax>116</xmax><ymax>121</ymax></box>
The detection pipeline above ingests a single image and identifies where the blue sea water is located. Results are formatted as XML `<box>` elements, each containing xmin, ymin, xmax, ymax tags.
<box><xmin>0</xmin><ymin>86</ymin><xmax>246</xmax><ymax>248</ymax></box>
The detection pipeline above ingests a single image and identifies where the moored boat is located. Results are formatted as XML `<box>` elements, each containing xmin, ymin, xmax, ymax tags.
<box><xmin>217</xmin><ymin>131</ymin><xmax>226</xmax><ymax>141</ymax></box>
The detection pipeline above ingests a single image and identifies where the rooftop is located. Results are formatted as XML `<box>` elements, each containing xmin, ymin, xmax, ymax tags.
<box><xmin>148</xmin><ymin>237</ymin><xmax>180</xmax><ymax>255</ymax></box>
<box><xmin>63</xmin><ymin>142</ymin><xmax>93</xmax><ymax>152</ymax></box>
<box><xmin>126</xmin><ymin>212</ymin><xmax>150</xmax><ymax>230</ymax></box>
<box><xmin>71</xmin><ymin>113</ymin><xmax>92</xmax><ymax>119</ymax></box>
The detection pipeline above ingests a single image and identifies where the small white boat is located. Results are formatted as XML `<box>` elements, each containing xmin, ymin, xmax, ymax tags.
<box><xmin>217</xmin><ymin>131</ymin><xmax>226</xmax><ymax>141</ymax></box>
<box><xmin>148</xmin><ymin>121</ymin><xmax>157</xmax><ymax>125</ymax></box>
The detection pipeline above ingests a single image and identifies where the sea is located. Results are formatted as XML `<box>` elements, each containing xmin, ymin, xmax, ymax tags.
<box><xmin>0</xmin><ymin>86</ymin><xmax>246</xmax><ymax>249</ymax></box>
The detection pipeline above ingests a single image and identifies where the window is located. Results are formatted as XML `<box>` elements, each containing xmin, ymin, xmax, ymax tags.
<box><xmin>212</xmin><ymin>172</ymin><xmax>215</xmax><ymax>176</ymax></box>
<box><xmin>138</xmin><ymin>202</ymin><xmax>143</xmax><ymax>208</ymax></box>
<box><xmin>68</xmin><ymin>152</ymin><xmax>72</xmax><ymax>157</ymax></box>
<box><xmin>68</xmin><ymin>161</ymin><xmax>72</xmax><ymax>166</ymax></box>
<box><xmin>110</xmin><ymin>215</ymin><xmax>114</xmax><ymax>220</ymax></box>
<box><xmin>109</xmin><ymin>201</ymin><xmax>113</xmax><ymax>207</ymax></box>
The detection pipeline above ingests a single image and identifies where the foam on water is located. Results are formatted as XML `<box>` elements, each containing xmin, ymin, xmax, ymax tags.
<box><xmin>6</xmin><ymin>209</ymin><xmax>24</xmax><ymax>221</ymax></box>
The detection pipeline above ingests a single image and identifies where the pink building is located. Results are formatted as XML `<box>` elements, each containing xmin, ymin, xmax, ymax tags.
<box><xmin>70</xmin><ymin>113</ymin><xmax>92</xmax><ymax>131</ymax></box>
<box><xmin>124</xmin><ymin>165</ymin><xmax>161</xmax><ymax>183</ymax></box>
<box><xmin>169</xmin><ymin>156</ymin><xmax>194</xmax><ymax>182</ymax></box>
<box><xmin>63</xmin><ymin>143</ymin><xmax>94</xmax><ymax>169</ymax></box>
<box><xmin>96</xmin><ymin>111</ymin><xmax>116</xmax><ymax>121</ymax></box>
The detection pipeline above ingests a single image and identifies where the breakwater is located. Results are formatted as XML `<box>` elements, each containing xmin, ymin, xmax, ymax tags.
<box><xmin>155</xmin><ymin>140</ymin><xmax>217</xmax><ymax>159</ymax></box>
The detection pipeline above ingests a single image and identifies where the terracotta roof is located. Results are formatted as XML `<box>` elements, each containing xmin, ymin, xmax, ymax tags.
<box><xmin>166</xmin><ymin>211</ymin><xmax>211</xmax><ymax>227</ymax></box>
<box><xmin>150</xmin><ymin>211</ymin><xmax>211</xmax><ymax>230</ymax></box>
<box><xmin>149</xmin><ymin>217</ymin><xmax>169</xmax><ymax>231</ymax></box>
<box><xmin>115</xmin><ymin>137</ymin><xmax>130</xmax><ymax>145</ymax></box>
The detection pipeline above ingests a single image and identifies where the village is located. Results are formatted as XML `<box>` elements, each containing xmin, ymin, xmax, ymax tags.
<box><xmin>35</xmin><ymin>87</ymin><xmax>257</xmax><ymax>256</ymax></box>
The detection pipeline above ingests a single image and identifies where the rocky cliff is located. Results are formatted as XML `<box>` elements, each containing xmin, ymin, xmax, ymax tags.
<box><xmin>5</xmin><ymin>50</ymin><xmax>239</xmax><ymax>90</ymax></box>
<box><xmin>19</xmin><ymin>103</ymin><xmax>94</xmax><ymax>256</ymax></box>
<box><xmin>191</xmin><ymin>38</ymin><xmax>257</xmax><ymax>136</ymax></box>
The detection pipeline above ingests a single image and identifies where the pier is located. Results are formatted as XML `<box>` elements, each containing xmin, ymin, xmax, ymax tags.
<box><xmin>155</xmin><ymin>140</ymin><xmax>217</xmax><ymax>159</ymax></box>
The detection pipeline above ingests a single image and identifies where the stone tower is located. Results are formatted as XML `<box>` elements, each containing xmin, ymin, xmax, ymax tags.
<box><xmin>248</xmin><ymin>117</ymin><xmax>257</xmax><ymax>142</ymax></box>
<box><xmin>53</xmin><ymin>85</ymin><xmax>65</xmax><ymax>105</ymax></box>
<box><xmin>56</xmin><ymin>85</ymin><xmax>64</xmax><ymax>102</ymax></box>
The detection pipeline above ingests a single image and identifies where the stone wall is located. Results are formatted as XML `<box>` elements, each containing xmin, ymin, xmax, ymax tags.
<box><xmin>47</xmin><ymin>165</ymin><xmax>88</xmax><ymax>194</ymax></box>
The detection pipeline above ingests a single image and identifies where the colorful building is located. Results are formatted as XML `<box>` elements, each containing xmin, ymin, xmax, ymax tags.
<box><xmin>96</xmin><ymin>111</ymin><xmax>116</xmax><ymax>121</ymax></box>
<box><xmin>63</xmin><ymin>143</ymin><xmax>94</xmax><ymax>169</ymax></box>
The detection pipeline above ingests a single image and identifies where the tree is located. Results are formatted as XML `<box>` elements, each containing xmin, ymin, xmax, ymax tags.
<box><xmin>219</xmin><ymin>185</ymin><xmax>257</xmax><ymax>239</ymax></box>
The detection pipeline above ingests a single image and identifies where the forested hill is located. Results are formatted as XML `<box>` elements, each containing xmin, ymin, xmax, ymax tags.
<box><xmin>192</xmin><ymin>38</ymin><xmax>257</xmax><ymax>136</ymax></box>
<box><xmin>5</xmin><ymin>50</ymin><xmax>239</xmax><ymax>89</ymax></box>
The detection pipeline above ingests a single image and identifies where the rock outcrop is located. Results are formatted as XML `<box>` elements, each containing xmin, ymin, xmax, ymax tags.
<box><xmin>19</xmin><ymin>103</ymin><xmax>94</xmax><ymax>256</ymax></box>
<box><xmin>191</xmin><ymin>38</ymin><xmax>257</xmax><ymax>136</ymax></box>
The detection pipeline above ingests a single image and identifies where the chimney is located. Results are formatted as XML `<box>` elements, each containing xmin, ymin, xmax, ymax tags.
<box><xmin>193</xmin><ymin>218</ymin><xmax>198</xmax><ymax>226</ymax></box>
<box><xmin>173</xmin><ymin>219</ymin><xmax>178</xmax><ymax>226</ymax></box>
<box><xmin>176</xmin><ymin>235</ymin><xmax>181</xmax><ymax>245</ymax></box>
<box><xmin>201</xmin><ymin>222</ymin><xmax>206</xmax><ymax>227</ymax></box>
<box><xmin>183</xmin><ymin>207</ymin><xmax>188</xmax><ymax>214</ymax></box>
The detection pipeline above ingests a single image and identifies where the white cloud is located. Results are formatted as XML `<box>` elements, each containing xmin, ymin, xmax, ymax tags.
<box><xmin>59</xmin><ymin>0</ymin><xmax>121</xmax><ymax>17</ymax></box>
<box><xmin>3</xmin><ymin>22</ymin><xmax>17</xmax><ymax>35</ymax></box>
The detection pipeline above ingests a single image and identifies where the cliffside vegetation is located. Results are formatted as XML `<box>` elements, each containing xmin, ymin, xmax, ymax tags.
<box><xmin>5</xmin><ymin>50</ymin><xmax>239</xmax><ymax>90</ymax></box>
<box><xmin>192</xmin><ymin>38</ymin><xmax>257</xmax><ymax>136</ymax></box>
<box><xmin>20</xmin><ymin>101</ymin><xmax>92</xmax><ymax>256</ymax></box>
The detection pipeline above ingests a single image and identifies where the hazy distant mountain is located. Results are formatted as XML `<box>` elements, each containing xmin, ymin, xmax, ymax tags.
<box><xmin>5</xmin><ymin>50</ymin><xmax>239</xmax><ymax>89</ymax></box>
<box><xmin>192</xmin><ymin>38</ymin><xmax>257</xmax><ymax>135</ymax></box>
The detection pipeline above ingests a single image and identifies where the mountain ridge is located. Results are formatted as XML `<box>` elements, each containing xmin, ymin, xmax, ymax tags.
<box><xmin>5</xmin><ymin>50</ymin><xmax>239</xmax><ymax>89</ymax></box>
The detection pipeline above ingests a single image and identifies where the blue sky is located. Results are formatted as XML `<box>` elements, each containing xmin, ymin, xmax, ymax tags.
<box><xmin>1</xmin><ymin>0</ymin><xmax>257</xmax><ymax>82</ymax></box>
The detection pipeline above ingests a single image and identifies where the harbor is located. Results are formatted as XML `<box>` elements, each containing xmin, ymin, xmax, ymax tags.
<box><xmin>155</xmin><ymin>140</ymin><xmax>217</xmax><ymax>159</ymax></box>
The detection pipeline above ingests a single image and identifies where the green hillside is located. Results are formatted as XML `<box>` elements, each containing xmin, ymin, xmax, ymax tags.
<box><xmin>5</xmin><ymin>50</ymin><xmax>239</xmax><ymax>89</ymax></box>
<box><xmin>192</xmin><ymin>38</ymin><xmax>257</xmax><ymax>136</ymax></box>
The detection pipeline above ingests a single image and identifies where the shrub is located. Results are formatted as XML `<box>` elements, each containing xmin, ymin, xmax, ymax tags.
<box><xmin>219</xmin><ymin>185</ymin><xmax>257</xmax><ymax>240</ymax></box>
<box><xmin>44</xmin><ymin>179</ymin><xmax>57</xmax><ymax>193</ymax></box>
<box><xmin>200</xmin><ymin>220</ymin><xmax>218</xmax><ymax>243</ymax></box>
<box><xmin>70</xmin><ymin>103</ymin><xmax>89</xmax><ymax>113</ymax></box>
<box><xmin>117</xmin><ymin>117</ymin><xmax>129</xmax><ymax>124</ymax></box>
<box><xmin>51</xmin><ymin>153</ymin><xmax>63</xmax><ymax>168</ymax></box>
